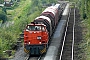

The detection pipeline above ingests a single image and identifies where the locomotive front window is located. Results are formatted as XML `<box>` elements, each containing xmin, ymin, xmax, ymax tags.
<box><xmin>26</xmin><ymin>25</ymin><xmax>42</xmax><ymax>31</ymax></box>
<box><xmin>42</xmin><ymin>26</ymin><xmax>45</xmax><ymax>31</ymax></box>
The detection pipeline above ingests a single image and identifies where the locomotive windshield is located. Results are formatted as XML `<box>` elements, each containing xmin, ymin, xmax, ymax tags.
<box><xmin>26</xmin><ymin>25</ymin><xmax>45</xmax><ymax>31</ymax></box>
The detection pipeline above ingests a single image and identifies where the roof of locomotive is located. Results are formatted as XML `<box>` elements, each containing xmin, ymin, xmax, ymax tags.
<box><xmin>27</xmin><ymin>22</ymin><xmax>46</xmax><ymax>26</ymax></box>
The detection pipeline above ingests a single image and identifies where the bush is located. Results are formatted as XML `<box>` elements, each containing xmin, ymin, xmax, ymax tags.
<box><xmin>0</xmin><ymin>10</ymin><xmax>7</xmax><ymax>23</ymax></box>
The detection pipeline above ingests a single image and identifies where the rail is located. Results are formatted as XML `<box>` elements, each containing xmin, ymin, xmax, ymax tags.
<box><xmin>72</xmin><ymin>5</ymin><xmax>75</xmax><ymax>60</ymax></box>
<box><xmin>59</xmin><ymin>7</ymin><xmax>71</xmax><ymax>60</ymax></box>
<box><xmin>24</xmin><ymin>54</ymin><xmax>30</xmax><ymax>60</ymax></box>
<box><xmin>38</xmin><ymin>56</ymin><xmax>41</xmax><ymax>60</ymax></box>
<box><xmin>24</xmin><ymin>55</ymin><xmax>41</xmax><ymax>60</ymax></box>
<box><xmin>59</xmin><ymin>3</ymin><xmax>75</xmax><ymax>60</ymax></box>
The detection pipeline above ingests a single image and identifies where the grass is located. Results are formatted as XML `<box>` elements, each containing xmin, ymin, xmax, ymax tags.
<box><xmin>77</xmin><ymin>0</ymin><xmax>90</xmax><ymax>60</ymax></box>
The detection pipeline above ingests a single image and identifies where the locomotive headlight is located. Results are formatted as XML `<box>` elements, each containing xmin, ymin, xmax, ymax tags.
<box><xmin>39</xmin><ymin>42</ymin><xmax>41</xmax><ymax>44</ymax></box>
<box><xmin>26</xmin><ymin>29</ymin><xmax>29</xmax><ymax>31</ymax></box>
<box><xmin>29</xmin><ymin>42</ymin><xmax>30</xmax><ymax>44</ymax></box>
<box><xmin>37</xmin><ymin>36</ymin><xmax>41</xmax><ymax>40</ymax></box>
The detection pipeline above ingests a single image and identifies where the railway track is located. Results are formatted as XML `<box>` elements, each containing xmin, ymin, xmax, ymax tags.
<box><xmin>25</xmin><ymin>54</ymin><xmax>42</xmax><ymax>60</ymax></box>
<box><xmin>59</xmin><ymin>4</ymin><xmax>75</xmax><ymax>60</ymax></box>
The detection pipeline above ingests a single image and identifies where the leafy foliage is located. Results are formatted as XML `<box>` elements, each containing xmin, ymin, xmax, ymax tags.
<box><xmin>0</xmin><ymin>0</ymin><xmax>57</xmax><ymax>58</ymax></box>
<box><xmin>0</xmin><ymin>10</ymin><xmax>7</xmax><ymax>23</ymax></box>
<box><xmin>75</xmin><ymin>0</ymin><xmax>90</xmax><ymax>60</ymax></box>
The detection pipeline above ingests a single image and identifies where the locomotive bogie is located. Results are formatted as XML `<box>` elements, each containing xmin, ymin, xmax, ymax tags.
<box><xmin>24</xmin><ymin>44</ymin><xmax>46</xmax><ymax>55</ymax></box>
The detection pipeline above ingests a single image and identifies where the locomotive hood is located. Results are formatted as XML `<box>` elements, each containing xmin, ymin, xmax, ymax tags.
<box><xmin>24</xmin><ymin>31</ymin><xmax>42</xmax><ymax>44</ymax></box>
<box><xmin>24</xmin><ymin>24</ymin><xmax>48</xmax><ymax>45</ymax></box>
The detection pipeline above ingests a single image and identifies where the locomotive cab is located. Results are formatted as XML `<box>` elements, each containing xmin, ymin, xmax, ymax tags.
<box><xmin>24</xmin><ymin>23</ymin><xmax>49</xmax><ymax>55</ymax></box>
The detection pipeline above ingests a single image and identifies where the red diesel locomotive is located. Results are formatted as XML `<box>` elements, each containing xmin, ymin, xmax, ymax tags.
<box><xmin>24</xmin><ymin>4</ymin><xmax>63</xmax><ymax>55</ymax></box>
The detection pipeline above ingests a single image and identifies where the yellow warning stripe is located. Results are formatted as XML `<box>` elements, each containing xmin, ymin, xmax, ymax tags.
<box><xmin>40</xmin><ymin>47</ymin><xmax>46</xmax><ymax>54</ymax></box>
<box><xmin>24</xmin><ymin>48</ymin><xmax>30</xmax><ymax>53</ymax></box>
